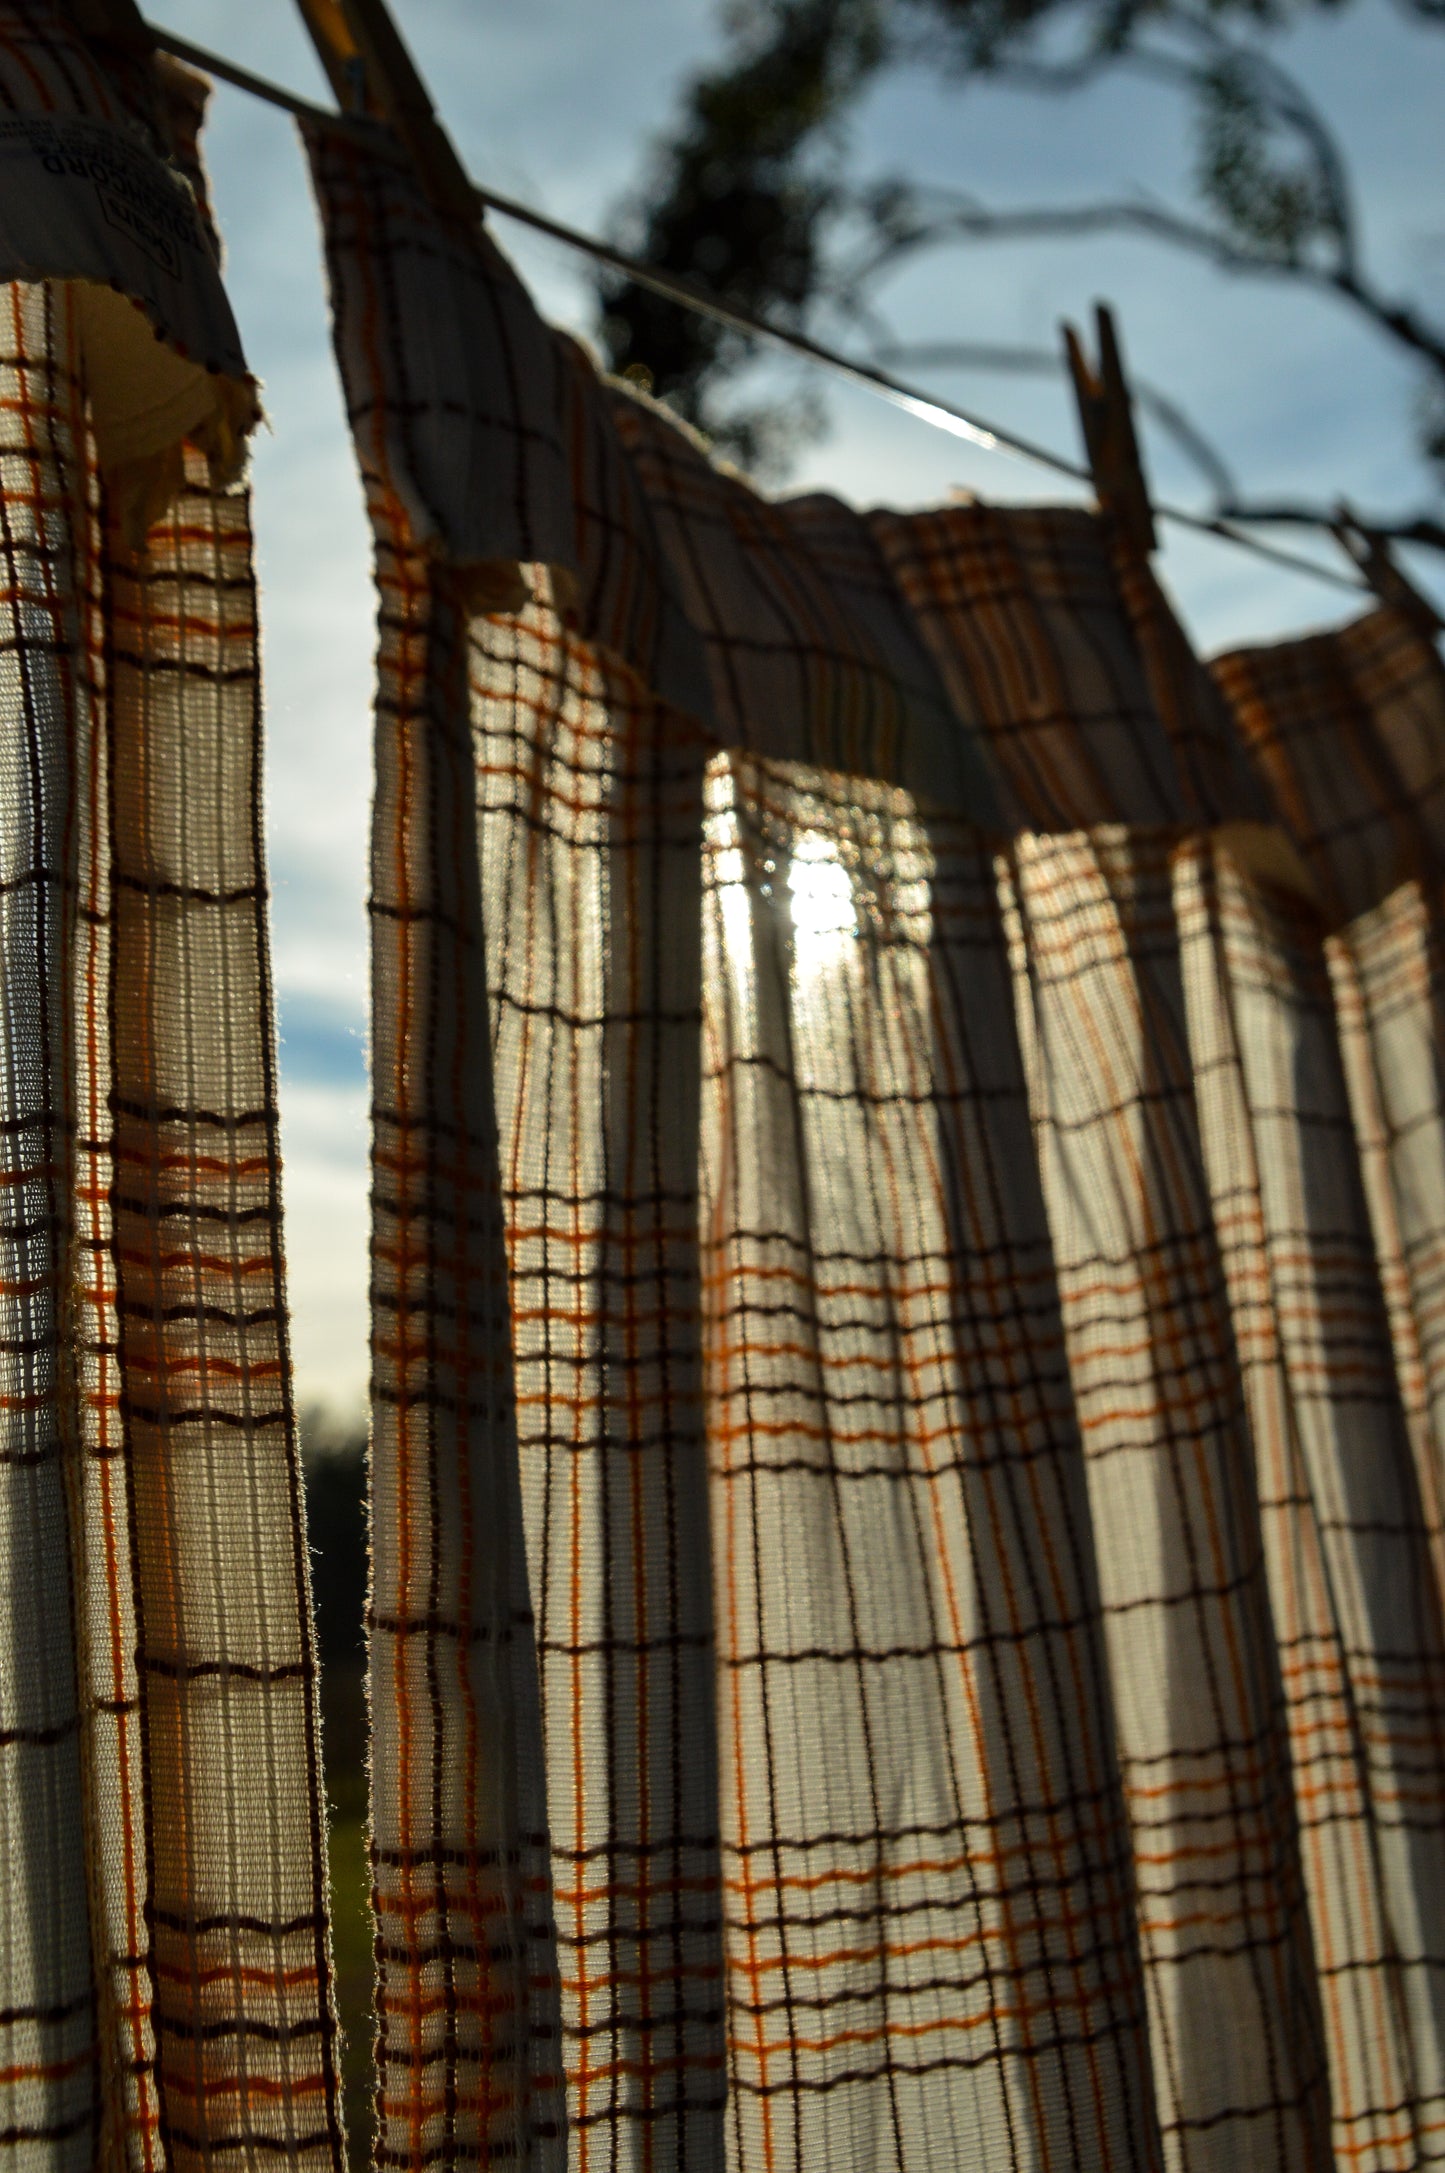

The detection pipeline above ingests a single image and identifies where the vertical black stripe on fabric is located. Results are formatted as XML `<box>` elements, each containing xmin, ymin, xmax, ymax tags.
<box><xmin>368</xmin><ymin>526</ymin><xmax>395</xmax><ymax>2158</ymax></box>
<box><xmin>640</xmin><ymin>712</ymin><xmax>718</xmax><ymax>2156</ymax></box>
<box><xmin>56</xmin><ymin>289</ymin><xmax>109</xmax><ymax>2173</ymax></box>
<box><xmin>370</xmin><ymin>518</ymin><xmax>415</xmax><ymax>2165</ymax></box>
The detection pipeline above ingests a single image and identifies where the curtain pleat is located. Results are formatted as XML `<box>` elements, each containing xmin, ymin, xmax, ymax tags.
<box><xmin>473</xmin><ymin>601</ymin><xmax>724</xmax><ymax>2164</ymax></box>
<box><xmin>700</xmin><ymin>757</ymin><xmax>1158</xmax><ymax>2168</ymax></box>
<box><xmin>307</xmin><ymin>121</ymin><xmax>1445</xmax><ymax>2173</ymax></box>
<box><xmin>365</xmin><ymin>524</ymin><xmax>565</xmax><ymax>2165</ymax></box>
<box><xmin>103</xmin><ymin>450</ymin><xmax>341</xmax><ymax>2173</ymax></box>
<box><xmin>0</xmin><ymin>15</ymin><xmax>342</xmax><ymax>2162</ymax></box>
<box><xmin>1180</xmin><ymin>841</ymin><xmax>1445</xmax><ymax>2165</ymax></box>
<box><xmin>0</xmin><ymin>275</ymin><xmax>102</xmax><ymax>2168</ymax></box>
<box><xmin>998</xmin><ymin>826</ymin><xmax>1334</xmax><ymax>2167</ymax></box>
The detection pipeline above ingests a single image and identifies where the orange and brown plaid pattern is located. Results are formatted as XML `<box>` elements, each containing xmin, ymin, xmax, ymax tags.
<box><xmin>1211</xmin><ymin>614</ymin><xmax>1445</xmax><ymax>2164</ymax></box>
<box><xmin>997</xmin><ymin>825</ymin><xmax>1334</xmax><ymax>2169</ymax></box>
<box><xmin>1179</xmin><ymin>839</ymin><xmax>1445</xmax><ymax>2167</ymax></box>
<box><xmin>0</xmin><ymin>276</ymin><xmax>103</xmax><ymax>2168</ymax></box>
<box><xmin>700</xmin><ymin>755</ymin><xmax>1158</xmax><ymax>2168</ymax></box>
<box><xmin>473</xmin><ymin>602</ymin><xmax>728</xmax><ymax>2164</ymax></box>
<box><xmin>310</xmin><ymin>121</ymin><xmax>1445</xmax><ymax>2173</ymax></box>
<box><xmin>1213</xmin><ymin>614</ymin><xmax>1445</xmax><ymax>1554</ymax></box>
<box><xmin>365</xmin><ymin>525</ymin><xmax>568</xmax><ymax>2165</ymax></box>
<box><xmin>0</xmin><ymin>31</ymin><xmax>343</xmax><ymax>2164</ymax></box>
<box><xmin>100</xmin><ymin>451</ymin><xmax>342</xmax><ymax>2170</ymax></box>
<box><xmin>1214</xmin><ymin>608</ymin><xmax>1445</xmax><ymax>927</ymax></box>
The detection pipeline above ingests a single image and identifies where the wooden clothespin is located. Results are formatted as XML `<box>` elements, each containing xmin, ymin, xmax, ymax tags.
<box><xmin>294</xmin><ymin>0</ymin><xmax>477</xmax><ymax>227</ymax></box>
<box><xmin>1063</xmin><ymin>302</ymin><xmax>1157</xmax><ymax>561</ymax></box>
<box><xmin>1333</xmin><ymin>504</ymin><xmax>1442</xmax><ymax>642</ymax></box>
<box><xmin>293</xmin><ymin>0</ymin><xmax>367</xmax><ymax>113</ymax></box>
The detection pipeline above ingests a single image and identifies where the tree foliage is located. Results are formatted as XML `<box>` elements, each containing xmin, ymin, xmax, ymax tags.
<box><xmin>599</xmin><ymin>2</ymin><xmax>881</xmax><ymax>469</ymax></box>
<box><xmin>598</xmin><ymin>0</ymin><xmax>1444</xmax><ymax>542</ymax></box>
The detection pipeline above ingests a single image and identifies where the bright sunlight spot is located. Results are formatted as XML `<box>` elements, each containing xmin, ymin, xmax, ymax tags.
<box><xmin>788</xmin><ymin>830</ymin><xmax>857</xmax><ymax>960</ymax></box>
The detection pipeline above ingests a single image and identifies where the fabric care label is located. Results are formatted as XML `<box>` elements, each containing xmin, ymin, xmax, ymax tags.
<box><xmin>0</xmin><ymin>111</ymin><xmax>247</xmax><ymax>381</ymax></box>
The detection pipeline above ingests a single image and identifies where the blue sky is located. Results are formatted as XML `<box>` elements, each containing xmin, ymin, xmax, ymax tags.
<box><xmin>150</xmin><ymin>0</ymin><xmax>1443</xmax><ymax>1414</ymax></box>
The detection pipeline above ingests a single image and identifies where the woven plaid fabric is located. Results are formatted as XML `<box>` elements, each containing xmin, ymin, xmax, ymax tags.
<box><xmin>0</xmin><ymin>32</ymin><xmax>342</xmax><ymax>2170</ymax></box>
<box><xmin>606</xmin><ymin>401</ymin><xmax>999</xmax><ymax>817</ymax></box>
<box><xmin>332</xmin><ymin>329</ymin><xmax>726</xmax><ymax>2170</ymax></box>
<box><xmin>1211</xmin><ymin>608</ymin><xmax>1445</xmax><ymax>1481</ymax></box>
<box><xmin>307</xmin><ymin>127</ymin><xmax>728</xmax><ymax>2168</ymax></box>
<box><xmin>1178</xmin><ymin>838</ymin><xmax>1445</xmax><ymax>2167</ymax></box>
<box><xmin>1210</xmin><ymin>613</ymin><xmax>1445</xmax><ymax>2165</ymax></box>
<box><xmin>474</xmin><ymin>604</ymin><xmax>727</xmax><ymax>2165</ymax></box>
<box><xmin>363</xmin><ymin>536</ymin><xmax>570</xmax><ymax>2165</ymax></box>
<box><xmin>890</xmin><ymin>515</ymin><xmax>1445</xmax><ymax>2166</ymax></box>
<box><xmin>700</xmin><ymin>755</ymin><xmax>1157</xmax><ymax>2168</ymax></box>
<box><xmin>1006</xmin><ymin>828</ymin><xmax>1335</xmax><ymax>2168</ymax></box>
<box><xmin>1213</xmin><ymin>606</ymin><xmax>1445</xmax><ymax>927</ymax></box>
<box><xmin>1213</xmin><ymin>610</ymin><xmax>1445</xmax><ymax>1531</ymax></box>
<box><xmin>311</xmin><ymin>125</ymin><xmax>1445</xmax><ymax>2173</ymax></box>
<box><xmin>0</xmin><ymin>4</ymin><xmax>258</xmax><ymax>546</ymax></box>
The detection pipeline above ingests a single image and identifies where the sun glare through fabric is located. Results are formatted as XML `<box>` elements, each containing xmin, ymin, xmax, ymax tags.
<box><xmin>787</xmin><ymin>829</ymin><xmax>858</xmax><ymax>961</ymax></box>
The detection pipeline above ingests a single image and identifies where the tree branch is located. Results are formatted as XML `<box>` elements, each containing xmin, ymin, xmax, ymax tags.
<box><xmin>1220</xmin><ymin>502</ymin><xmax>1445</xmax><ymax>557</ymax></box>
<box><xmin>843</xmin><ymin>188</ymin><xmax>1445</xmax><ymax>379</ymax></box>
<box><xmin>1167</xmin><ymin>8</ymin><xmax>1360</xmax><ymax>268</ymax></box>
<box><xmin>917</xmin><ymin>12</ymin><xmax>1367</xmax><ymax>281</ymax></box>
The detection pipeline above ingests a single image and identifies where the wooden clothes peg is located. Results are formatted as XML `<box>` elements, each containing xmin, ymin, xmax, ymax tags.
<box><xmin>1333</xmin><ymin>504</ymin><xmax>1443</xmax><ymax>642</ymax></box>
<box><xmin>293</xmin><ymin>0</ymin><xmax>478</xmax><ymax>227</ymax></box>
<box><xmin>292</xmin><ymin>0</ymin><xmax>366</xmax><ymax>110</ymax></box>
<box><xmin>1064</xmin><ymin>302</ymin><xmax>1157</xmax><ymax>561</ymax></box>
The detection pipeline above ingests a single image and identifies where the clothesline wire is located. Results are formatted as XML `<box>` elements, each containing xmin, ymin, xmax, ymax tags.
<box><xmin>151</xmin><ymin>19</ymin><xmax>1370</xmax><ymax>600</ymax></box>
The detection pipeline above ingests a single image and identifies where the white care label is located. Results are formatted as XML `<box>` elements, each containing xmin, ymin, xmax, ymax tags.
<box><xmin>0</xmin><ymin>110</ymin><xmax>248</xmax><ymax>380</ymax></box>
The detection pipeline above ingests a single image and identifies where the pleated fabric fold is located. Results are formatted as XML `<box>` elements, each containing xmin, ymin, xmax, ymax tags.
<box><xmin>306</xmin><ymin>114</ymin><xmax>1445</xmax><ymax>2173</ymax></box>
<box><xmin>0</xmin><ymin>15</ymin><xmax>341</xmax><ymax>2167</ymax></box>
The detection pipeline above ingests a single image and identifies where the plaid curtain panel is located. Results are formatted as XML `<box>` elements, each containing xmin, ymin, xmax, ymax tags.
<box><xmin>308</xmin><ymin>126</ymin><xmax>1445</xmax><ymax>2173</ymax></box>
<box><xmin>0</xmin><ymin>16</ymin><xmax>343</xmax><ymax>2168</ymax></box>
